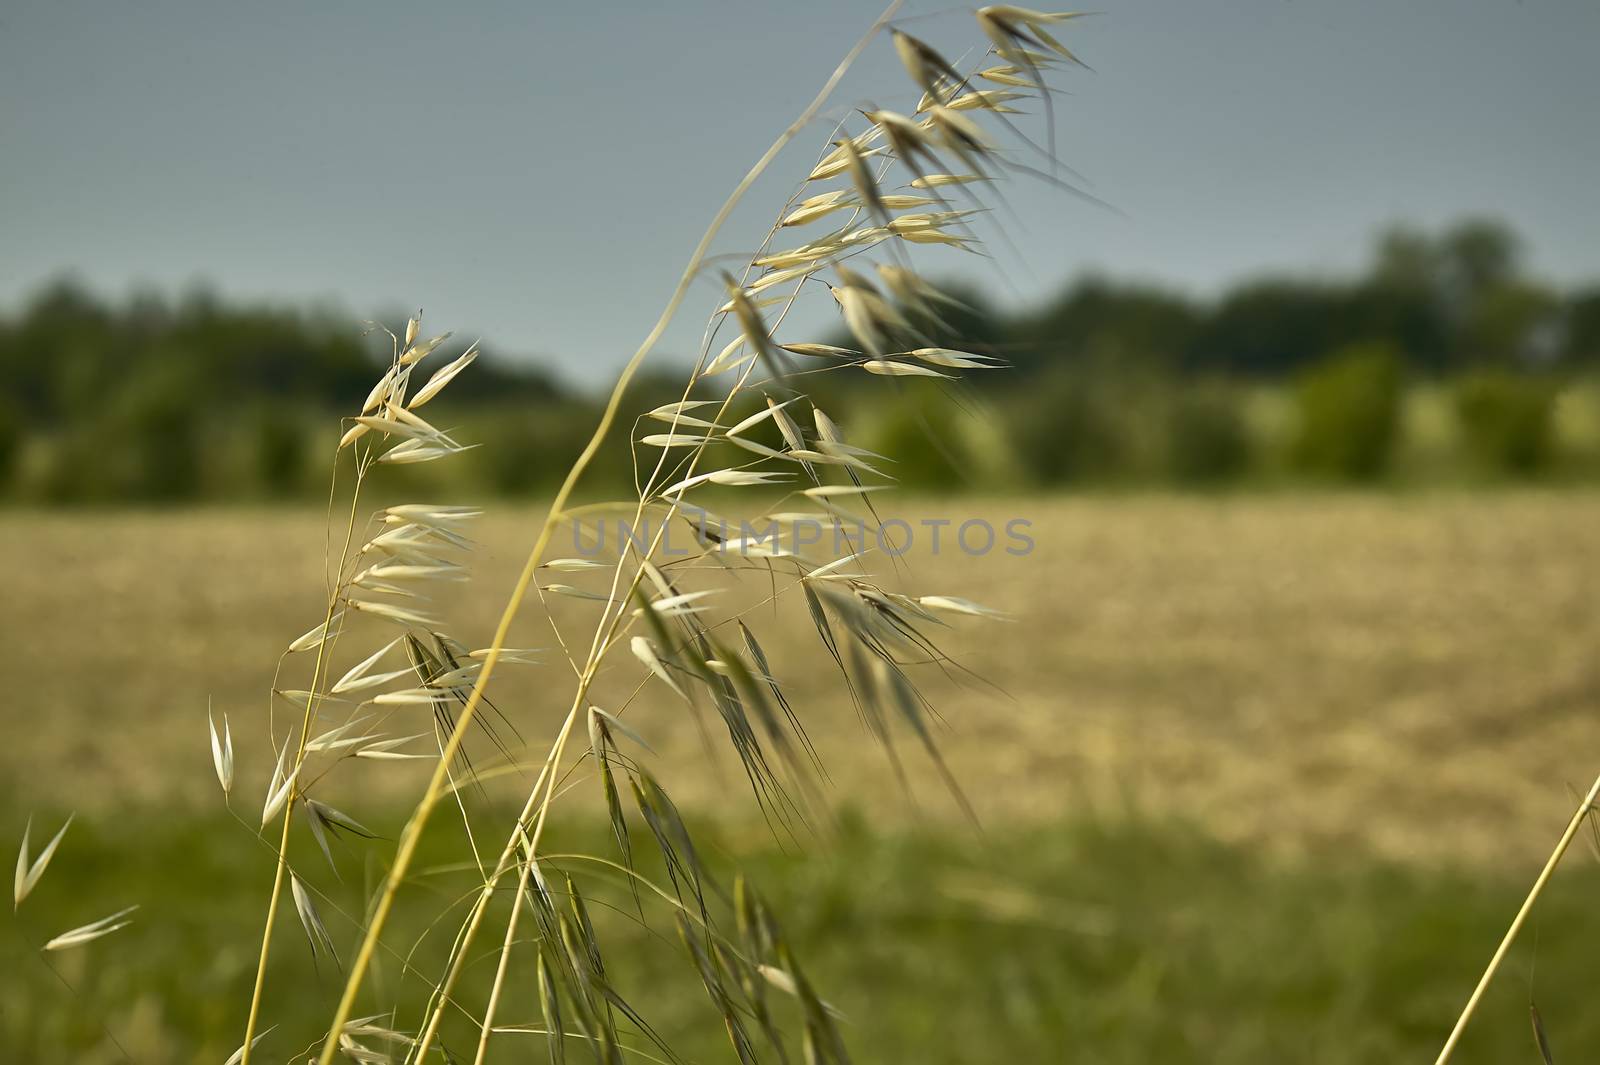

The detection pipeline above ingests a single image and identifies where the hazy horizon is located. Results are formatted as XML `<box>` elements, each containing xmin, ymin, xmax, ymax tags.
<box><xmin>5</xmin><ymin>0</ymin><xmax>1598</xmax><ymax>383</ymax></box>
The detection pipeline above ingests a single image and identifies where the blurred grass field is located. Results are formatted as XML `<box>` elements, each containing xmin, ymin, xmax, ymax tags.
<box><xmin>9</xmin><ymin>805</ymin><xmax>1600</xmax><ymax>1064</ymax></box>
<box><xmin>3</xmin><ymin>492</ymin><xmax>1600</xmax><ymax>1061</ymax></box>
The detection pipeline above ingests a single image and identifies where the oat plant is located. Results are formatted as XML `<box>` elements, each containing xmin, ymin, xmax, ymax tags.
<box><xmin>17</xmin><ymin>6</ymin><xmax>1103</xmax><ymax>1063</ymax></box>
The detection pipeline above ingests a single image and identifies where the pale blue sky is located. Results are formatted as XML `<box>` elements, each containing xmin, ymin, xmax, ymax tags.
<box><xmin>3</xmin><ymin>1</ymin><xmax>1597</xmax><ymax>383</ymax></box>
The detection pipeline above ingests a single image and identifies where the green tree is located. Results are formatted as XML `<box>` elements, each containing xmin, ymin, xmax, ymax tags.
<box><xmin>116</xmin><ymin>361</ymin><xmax>204</xmax><ymax>501</ymax></box>
<box><xmin>1455</xmin><ymin>371</ymin><xmax>1555</xmax><ymax>475</ymax></box>
<box><xmin>252</xmin><ymin>407</ymin><xmax>308</xmax><ymax>497</ymax></box>
<box><xmin>0</xmin><ymin>398</ymin><xmax>19</xmax><ymax>495</ymax></box>
<box><xmin>1291</xmin><ymin>343</ymin><xmax>1404</xmax><ymax>481</ymax></box>
<box><xmin>1166</xmin><ymin>385</ymin><xmax>1251</xmax><ymax>485</ymax></box>
<box><xmin>1439</xmin><ymin>217</ymin><xmax>1519</xmax><ymax>302</ymax></box>
<box><xmin>857</xmin><ymin>387</ymin><xmax>969</xmax><ymax>492</ymax></box>
<box><xmin>1004</xmin><ymin>368</ymin><xmax>1131</xmax><ymax>486</ymax></box>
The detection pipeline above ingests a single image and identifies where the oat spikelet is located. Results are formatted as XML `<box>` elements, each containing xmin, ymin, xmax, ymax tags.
<box><xmin>14</xmin><ymin>814</ymin><xmax>73</xmax><ymax>909</ymax></box>
<box><xmin>44</xmin><ymin>905</ymin><xmax>137</xmax><ymax>951</ymax></box>
<box><xmin>209</xmin><ymin>707</ymin><xmax>235</xmax><ymax>796</ymax></box>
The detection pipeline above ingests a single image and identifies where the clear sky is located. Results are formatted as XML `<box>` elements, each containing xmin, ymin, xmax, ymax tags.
<box><xmin>3</xmin><ymin>1</ymin><xmax>1597</xmax><ymax>384</ymax></box>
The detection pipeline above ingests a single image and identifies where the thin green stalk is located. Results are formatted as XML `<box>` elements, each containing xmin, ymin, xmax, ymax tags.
<box><xmin>419</xmin><ymin>562</ymin><xmax>651</xmax><ymax>1061</ymax></box>
<box><xmin>470</xmin><ymin>708</ymin><xmax>582</xmax><ymax>1065</ymax></box>
<box><xmin>1433</xmin><ymin>770</ymin><xmax>1600</xmax><ymax>1065</ymax></box>
<box><xmin>241</xmin><ymin>459</ymin><xmax>366</xmax><ymax>1063</ymax></box>
<box><xmin>404</xmin><ymin>756</ymin><xmax>557</xmax><ymax>1063</ymax></box>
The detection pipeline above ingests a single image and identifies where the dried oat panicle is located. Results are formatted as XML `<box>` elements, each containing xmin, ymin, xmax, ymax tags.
<box><xmin>216</xmin><ymin>9</ymin><xmax>1117</xmax><ymax>1063</ymax></box>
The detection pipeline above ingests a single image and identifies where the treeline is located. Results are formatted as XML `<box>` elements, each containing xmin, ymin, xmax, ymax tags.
<box><xmin>892</xmin><ymin>217</ymin><xmax>1600</xmax><ymax>487</ymax></box>
<box><xmin>0</xmin><ymin>285</ymin><xmax>572</xmax><ymax>501</ymax></box>
<box><xmin>2</xmin><ymin>217</ymin><xmax>1598</xmax><ymax>502</ymax></box>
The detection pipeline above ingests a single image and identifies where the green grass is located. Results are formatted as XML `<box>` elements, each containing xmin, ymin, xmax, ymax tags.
<box><xmin>6</xmin><ymin>803</ymin><xmax>1595</xmax><ymax>1063</ymax></box>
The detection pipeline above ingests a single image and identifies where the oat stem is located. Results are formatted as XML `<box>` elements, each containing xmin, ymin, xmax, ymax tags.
<box><xmin>405</xmin><ymin>754</ymin><xmax>557</xmax><ymax>1062</ymax></box>
<box><xmin>470</xmin><ymin>707</ymin><xmax>581</xmax><ymax>1065</ymax></box>
<box><xmin>1432</xmin><ymin>769</ymin><xmax>1600</xmax><ymax>1065</ymax></box>
<box><xmin>241</xmin><ymin>460</ymin><xmax>366</xmax><ymax>1064</ymax></box>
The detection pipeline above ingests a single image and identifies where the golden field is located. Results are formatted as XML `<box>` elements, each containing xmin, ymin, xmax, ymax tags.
<box><xmin>3</xmin><ymin>492</ymin><xmax>1597</xmax><ymax>868</ymax></box>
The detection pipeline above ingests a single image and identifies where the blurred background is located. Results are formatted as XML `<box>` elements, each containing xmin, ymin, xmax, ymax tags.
<box><xmin>3</xmin><ymin>1</ymin><xmax>1600</xmax><ymax>1062</ymax></box>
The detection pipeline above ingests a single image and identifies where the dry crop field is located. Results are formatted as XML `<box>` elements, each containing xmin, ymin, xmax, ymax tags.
<box><xmin>4</xmin><ymin>492</ymin><xmax>1597</xmax><ymax>867</ymax></box>
<box><xmin>8</xmin><ymin>492</ymin><xmax>1600</xmax><ymax>1063</ymax></box>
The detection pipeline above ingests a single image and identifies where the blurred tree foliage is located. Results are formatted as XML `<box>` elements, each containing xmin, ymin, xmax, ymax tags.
<box><xmin>1291</xmin><ymin>343</ymin><xmax>1404</xmax><ymax>481</ymax></box>
<box><xmin>1165</xmin><ymin>384</ymin><xmax>1253</xmax><ymax>485</ymax></box>
<box><xmin>1454</xmin><ymin>371</ymin><xmax>1556</xmax><ymax>475</ymax></box>
<box><xmin>0</xmin><ymin>279</ymin><xmax>563</xmax><ymax>501</ymax></box>
<box><xmin>2</xmin><ymin>217</ymin><xmax>1598</xmax><ymax>502</ymax></box>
